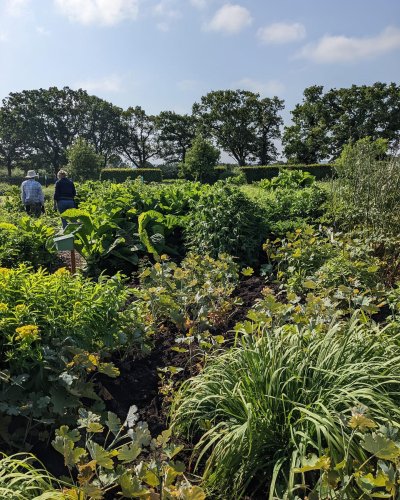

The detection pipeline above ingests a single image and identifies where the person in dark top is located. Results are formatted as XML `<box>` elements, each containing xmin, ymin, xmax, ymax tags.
<box><xmin>54</xmin><ymin>169</ymin><xmax>76</xmax><ymax>229</ymax></box>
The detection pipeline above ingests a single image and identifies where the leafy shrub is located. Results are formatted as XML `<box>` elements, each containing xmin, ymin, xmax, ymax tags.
<box><xmin>258</xmin><ymin>168</ymin><xmax>315</xmax><ymax>190</ymax></box>
<box><xmin>66</xmin><ymin>137</ymin><xmax>104</xmax><ymax>181</ymax></box>
<box><xmin>179</xmin><ymin>136</ymin><xmax>220</xmax><ymax>183</ymax></box>
<box><xmin>185</xmin><ymin>183</ymin><xmax>267</xmax><ymax>265</ymax></box>
<box><xmin>171</xmin><ymin>319</ymin><xmax>400</xmax><ymax>498</ymax></box>
<box><xmin>218</xmin><ymin>166</ymin><xmax>247</xmax><ymax>184</ymax></box>
<box><xmin>51</xmin><ymin>406</ymin><xmax>205</xmax><ymax>499</ymax></box>
<box><xmin>100</xmin><ymin>168</ymin><xmax>163</xmax><ymax>183</ymax></box>
<box><xmin>330</xmin><ymin>138</ymin><xmax>400</xmax><ymax>235</ymax></box>
<box><xmin>0</xmin><ymin>266</ymin><xmax>145</xmax><ymax>447</ymax></box>
<box><xmin>0</xmin><ymin>216</ymin><xmax>56</xmax><ymax>269</ymax></box>
<box><xmin>159</xmin><ymin>162</ymin><xmax>179</xmax><ymax>179</ymax></box>
<box><xmin>239</xmin><ymin>164</ymin><xmax>333</xmax><ymax>183</ymax></box>
<box><xmin>137</xmin><ymin>253</ymin><xmax>239</xmax><ymax>336</ymax></box>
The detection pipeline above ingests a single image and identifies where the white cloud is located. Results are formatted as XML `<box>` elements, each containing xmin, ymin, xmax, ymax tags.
<box><xmin>257</xmin><ymin>22</ymin><xmax>306</xmax><ymax>44</ymax></box>
<box><xmin>5</xmin><ymin>0</ymin><xmax>30</xmax><ymax>17</ymax></box>
<box><xmin>153</xmin><ymin>0</ymin><xmax>181</xmax><ymax>31</ymax></box>
<box><xmin>0</xmin><ymin>32</ymin><xmax>8</xmax><ymax>42</ymax></box>
<box><xmin>205</xmin><ymin>3</ymin><xmax>252</xmax><ymax>35</ymax></box>
<box><xmin>190</xmin><ymin>0</ymin><xmax>208</xmax><ymax>9</ymax></box>
<box><xmin>234</xmin><ymin>78</ymin><xmax>285</xmax><ymax>96</ymax></box>
<box><xmin>298</xmin><ymin>26</ymin><xmax>400</xmax><ymax>63</ymax></box>
<box><xmin>36</xmin><ymin>26</ymin><xmax>51</xmax><ymax>36</ymax></box>
<box><xmin>54</xmin><ymin>0</ymin><xmax>139</xmax><ymax>26</ymax></box>
<box><xmin>74</xmin><ymin>75</ymin><xmax>123</xmax><ymax>93</ymax></box>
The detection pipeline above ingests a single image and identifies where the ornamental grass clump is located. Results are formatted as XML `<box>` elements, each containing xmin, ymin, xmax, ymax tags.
<box><xmin>171</xmin><ymin>318</ymin><xmax>400</xmax><ymax>498</ymax></box>
<box><xmin>0</xmin><ymin>453</ymin><xmax>67</xmax><ymax>499</ymax></box>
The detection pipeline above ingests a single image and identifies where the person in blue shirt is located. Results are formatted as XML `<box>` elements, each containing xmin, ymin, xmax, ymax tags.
<box><xmin>54</xmin><ymin>169</ymin><xmax>76</xmax><ymax>229</ymax></box>
<box><xmin>21</xmin><ymin>170</ymin><xmax>45</xmax><ymax>217</ymax></box>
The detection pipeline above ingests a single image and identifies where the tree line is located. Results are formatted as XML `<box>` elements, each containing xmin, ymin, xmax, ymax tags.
<box><xmin>0</xmin><ymin>82</ymin><xmax>399</xmax><ymax>176</ymax></box>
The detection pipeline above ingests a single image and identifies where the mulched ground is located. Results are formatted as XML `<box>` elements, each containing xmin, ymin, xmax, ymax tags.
<box><xmin>99</xmin><ymin>275</ymin><xmax>267</xmax><ymax>436</ymax></box>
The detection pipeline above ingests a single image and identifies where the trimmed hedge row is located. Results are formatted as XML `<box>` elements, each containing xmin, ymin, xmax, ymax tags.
<box><xmin>0</xmin><ymin>175</ymin><xmax>52</xmax><ymax>186</ymax></box>
<box><xmin>100</xmin><ymin>168</ymin><xmax>163</xmax><ymax>183</ymax></box>
<box><xmin>235</xmin><ymin>164</ymin><xmax>334</xmax><ymax>183</ymax></box>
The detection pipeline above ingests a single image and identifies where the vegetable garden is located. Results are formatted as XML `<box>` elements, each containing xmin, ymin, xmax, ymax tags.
<box><xmin>0</xmin><ymin>141</ymin><xmax>400</xmax><ymax>499</ymax></box>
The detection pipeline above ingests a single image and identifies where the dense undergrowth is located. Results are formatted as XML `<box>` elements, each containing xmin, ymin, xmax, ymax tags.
<box><xmin>0</xmin><ymin>143</ymin><xmax>399</xmax><ymax>499</ymax></box>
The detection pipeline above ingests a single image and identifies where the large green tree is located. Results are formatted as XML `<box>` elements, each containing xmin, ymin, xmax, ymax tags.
<box><xmin>193</xmin><ymin>90</ymin><xmax>284</xmax><ymax>166</ymax></box>
<box><xmin>0</xmin><ymin>106</ymin><xmax>28</xmax><ymax>176</ymax></box>
<box><xmin>155</xmin><ymin>111</ymin><xmax>197</xmax><ymax>164</ymax></box>
<box><xmin>119</xmin><ymin>106</ymin><xmax>160</xmax><ymax>168</ymax></box>
<box><xmin>3</xmin><ymin>87</ymin><xmax>88</xmax><ymax>174</ymax></box>
<box><xmin>81</xmin><ymin>95</ymin><xmax>123</xmax><ymax>167</ymax></box>
<box><xmin>283</xmin><ymin>82</ymin><xmax>400</xmax><ymax>162</ymax></box>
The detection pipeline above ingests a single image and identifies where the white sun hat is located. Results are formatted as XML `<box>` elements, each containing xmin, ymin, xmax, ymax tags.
<box><xmin>25</xmin><ymin>170</ymin><xmax>38</xmax><ymax>178</ymax></box>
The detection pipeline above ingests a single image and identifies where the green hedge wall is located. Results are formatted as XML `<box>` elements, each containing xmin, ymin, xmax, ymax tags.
<box><xmin>101</xmin><ymin>168</ymin><xmax>163</xmax><ymax>183</ymax></box>
<box><xmin>217</xmin><ymin>164</ymin><xmax>334</xmax><ymax>183</ymax></box>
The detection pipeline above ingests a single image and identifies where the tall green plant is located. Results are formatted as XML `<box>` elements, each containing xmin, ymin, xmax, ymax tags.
<box><xmin>171</xmin><ymin>319</ymin><xmax>400</xmax><ymax>498</ymax></box>
<box><xmin>330</xmin><ymin>137</ymin><xmax>400</xmax><ymax>235</ymax></box>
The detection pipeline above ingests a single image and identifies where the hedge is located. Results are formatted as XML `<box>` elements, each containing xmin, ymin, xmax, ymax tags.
<box><xmin>100</xmin><ymin>168</ymin><xmax>163</xmax><ymax>183</ymax></box>
<box><xmin>216</xmin><ymin>164</ymin><xmax>334</xmax><ymax>183</ymax></box>
<box><xmin>0</xmin><ymin>175</ymin><xmax>51</xmax><ymax>186</ymax></box>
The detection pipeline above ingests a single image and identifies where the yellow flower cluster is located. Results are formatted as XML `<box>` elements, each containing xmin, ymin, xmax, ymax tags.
<box><xmin>54</xmin><ymin>267</ymin><xmax>70</xmax><ymax>276</ymax></box>
<box><xmin>15</xmin><ymin>324</ymin><xmax>40</xmax><ymax>341</ymax></box>
<box><xmin>0</xmin><ymin>303</ymin><xmax>8</xmax><ymax>313</ymax></box>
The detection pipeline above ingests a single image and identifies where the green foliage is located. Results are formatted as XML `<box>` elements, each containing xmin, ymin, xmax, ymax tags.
<box><xmin>217</xmin><ymin>165</ymin><xmax>247</xmax><ymax>184</ymax></box>
<box><xmin>66</xmin><ymin>137</ymin><xmax>104</xmax><ymax>181</ymax></box>
<box><xmin>193</xmin><ymin>89</ymin><xmax>283</xmax><ymax>165</ymax></box>
<box><xmin>100</xmin><ymin>167</ymin><xmax>162</xmax><ymax>182</ymax></box>
<box><xmin>283</xmin><ymin>82</ymin><xmax>400</xmax><ymax>162</ymax></box>
<box><xmin>0</xmin><ymin>453</ymin><xmax>67</xmax><ymax>499</ymax></box>
<box><xmin>51</xmin><ymin>406</ymin><xmax>205</xmax><ymax>499</ymax></box>
<box><xmin>239</xmin><ymin>164</ymin><xmax>334</xmax><ymax>183</ymax></box>
<box><xmin>329</xmin><ymin>138</ymin><xmax>400</xmax><ymax>236</ymax></box>
<box><xmin>179</xmin><ymin>136</ymin><xmax>220</xmax><ymax>183</ymax></box>
<box><xmin>0</xmin><ymin>266</ymin><xmax>145</xmax><ymax>447</ymax></box>
<box><xmin>171</xmin><ymin>319</ymin><xmax>400</xmax><ymax>498</ymax></box>
<box><xmin>258</xmin><ymin>168</ymin><xmax>315</xmax><ymax>190</ymax></box>
<box><xmin>62</xmin><ymin>180</ymin><xmax>190</xmax><ymax>274</ymax></box>
<box><xmin>0</xmin><ymin>216</ymin><xmax>56</xmax><ymax>269</ymax></box>
<box><xmin>137</xmin><ymin>253</ymin><xmax>239</xmax><ymax>338</ymax></box>
<box><xmin>184</xmin><ymin>183</ymin><xmax>266</xmax><ymax>265</ymax></box>
<box><xmin>265</xmin><ymin>226</ymin><xmax>384</xmax><ymax>303</ymax></box>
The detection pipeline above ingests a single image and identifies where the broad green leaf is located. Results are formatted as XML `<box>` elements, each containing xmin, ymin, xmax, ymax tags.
<box><xmin>241</xmin><ymin>267</ymin><xmax>254</xmax><ymax>277</ymax></box>
<box><xmin>119</xmin><ymin>472</ymin><xmax>148</xmax><ymax>497</ymax></box>
<box><xmin>303</xmin><ymin>280</ymin><xmax>317</xmax><ymax>289</ymax></box>
<box><xmin>87</xmin><ymin>442</ymin><xmax>116</xmax><ymax>469</ymax></box>
<box><xmin>142</xmin><ymin>469</ymin><xmax>160</xmax><ymax>488</ymax></box>
<box><xmin>348</xmin><ymin>414</ymin><xmax>377</xmax><ymax>432</ymax></box>
<box><xmin>163</xmin><ymin>444</ymin><xmax>184</xmax><ymax>460</ymax></box>
<box><xmin>80</xmin><ymin>483</ymin><xmax>104</xmax><ymax>499</ymax></box>
<box><xmin>293</xmin><ymin>454</ymin><xmax>331</xmax><ymax>473</ymax></box>
<box><xmin>179</xmin><ymin>485</ymin><xmax>206</xmax><ymax>500</ymax></box>
<box><xmin>118</xmin><ymin>442</ymin><xmax>142</xmax><ymax>463</ymax></box>
<box><xmin>97</xmin><ymin>362</ymin><xmax>120</xmax><ymax>378</ymax></box>
<box><xmin>106</xmin><ymin>412</ymin><xmax>121</xmax><ymax>435</ymax></box>
<box><xmin>156</xmin><ymin>428</ymin><xmax>172</xmax><ymax>447</ymax></box>
<box><xmin>362</xmin><ymin>433</ymin><xmax>400</xmax><ymax>461</ymax></box>
<box><xmin>56</xmin><ymin>425</ymin><xmax>81</xmax><ymax>443</ymax></box>
<box><xmin>356</xmin><ymin>471</ymin><xmax>387</xmax><ymax>492</ymax></box>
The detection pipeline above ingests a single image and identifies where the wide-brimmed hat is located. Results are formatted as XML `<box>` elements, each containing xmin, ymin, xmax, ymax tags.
<box><xmin>25</xmin><ymin>170</ymin><xmax>38</xmax><ymax>178</ymax></box>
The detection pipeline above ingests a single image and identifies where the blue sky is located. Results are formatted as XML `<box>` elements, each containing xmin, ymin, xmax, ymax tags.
<box><xmin>1</xmin><ymin>0</ymin><xmax>399</xmax><ymax>127</ymax></box>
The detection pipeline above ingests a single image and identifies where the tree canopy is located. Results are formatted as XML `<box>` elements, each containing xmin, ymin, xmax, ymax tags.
<box><xmin>193</xmin><ymin>89</ymin><xmax>284</xmax><ymax>166</ymax></box>
<box><xmin>283</xmin><ymin>82</ymin><xmax>400</xmax><ymax>163</ymax></box>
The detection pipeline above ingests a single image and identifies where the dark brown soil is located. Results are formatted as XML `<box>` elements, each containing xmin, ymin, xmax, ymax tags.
<box><xmin>99</xmin><ymin>275</ymin><xmax>267</xmax><ymax>435</ymax></box>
